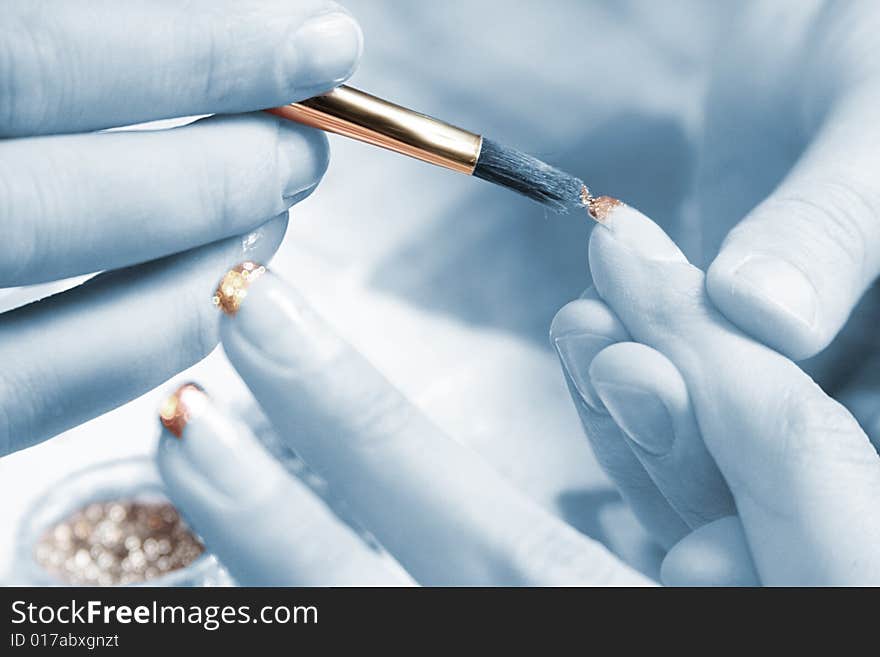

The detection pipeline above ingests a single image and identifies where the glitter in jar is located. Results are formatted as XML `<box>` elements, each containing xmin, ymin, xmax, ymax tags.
<box><xmin>33</xmin><ymin>500</ymin><xmax>204</xmax><ymax>586</ymax></box>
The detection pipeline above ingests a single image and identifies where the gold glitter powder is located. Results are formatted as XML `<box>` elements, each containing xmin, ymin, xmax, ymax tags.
<box><xmin>580</xmin><ymin>184</ymin><xmax>592</xmax><ymax>208</ymax></box>
<box><xmin>212</xmin><ymin>261</ymin><xmax>266</xmax><ymax>316</ymax></box>
<box><xmin>34</xmin><ymin>500</ymin><xmax>204</xmax><ymax>586</ymax></box>
<box><xmin>159</xmin><ymin>382</ymin><xmax>206</xmax><ymax>439</ymax></box>
<box><xmin>587</xmin><ymin>195</ymin><xmax>623</xmax><ymax>223</ymax></box>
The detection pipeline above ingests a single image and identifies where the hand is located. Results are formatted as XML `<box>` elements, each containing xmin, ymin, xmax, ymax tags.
<box><xmin>0</xmin><ymin>0</ymin><xmax>362</xmax><ymax>455</ymax></box>
<box><xmin>156</xmin><ymin>265</ymin><xmax>650</xmax><ymax>586</ymax></box>
<box><xmin>552</xmin><ymin>202</ymin><xmax>880</xmax><ymax>585</ymax></box>
<box><xmin>697</xmin><ymin>1</ymin><xmax>880</xmax><ymax>361</ymax></box>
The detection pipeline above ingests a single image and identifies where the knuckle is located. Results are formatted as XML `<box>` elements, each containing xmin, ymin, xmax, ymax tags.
<box><xmin>763</xmin><ymin>179</ymin><xmax>880</xmax><ymax>277</ymax></box>
<box><xmin>780</xmin><ymin>382</ymin><xmax>870</xmax><ymax>465</ymax></box>
<box><xmin>343</xmin><ymin>380</ymin><xmax>419</xmax><ymax>444</ymax></box>
<box><xmin>313</xmin><ymin>347</ymin><xmax>423</xmax><ymax>448</ymax></box>
<box><xmin>634</xmin><ymin>264</ymin><xmax>711</xmax><ymax>329</ymax></box>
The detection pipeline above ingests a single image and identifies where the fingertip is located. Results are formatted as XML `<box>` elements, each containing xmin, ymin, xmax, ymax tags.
<box><xmin>252</xmin><ymin>211</ymin><xmax>291</xmax><ymax>249</ymax></box>
<box><xmin>155</xmin><ymin>382</ymin><xmax>288</xmax><ymax>508</ymax></box>
<box><xmin>287</xmin><ymin>9</ymin><xmax>364</xmax><ymax>97</ymax></box>
<box><xmin>587</xmin><ymin>204</ymin><xmax>697</xmax><ymax>330</ymax></box>
<box><xmin>550</xmin><ymin>297</ymin><xmax>628</xmax><ymax>343</ymax></box>
<box><xmin>660</xmin><ymin>516</ymin><xmax>759</xmax><ymax>587</ymax></box>
<box><xmin>274</xmin><ymin>120</ymin><xmax>331</xmax><ymax>204</ymax></box>
<box><xmin>707</xmin><ymin>251</ymin><xmax>825</xmax><ymax>361</ymax></box>
<box><xmin>588</xmin><ymin>203</ymin><xmax>687</xmax><ymax>266</ymax></box>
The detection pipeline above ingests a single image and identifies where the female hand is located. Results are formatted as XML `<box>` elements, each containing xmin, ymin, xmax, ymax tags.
<box><xmin>551</xmin><ymin>201</ymin><xmax>880</xmax><ymax>585</ymax></box>
<box><xmin>0</xmin><ymin>0</ymin><xmax>361</xmax><ymax>456</ymax></box>
<box><xmin>156</xmin><ymin>264</ymin><xmax>650</xmax><ymax>586</ymax></box>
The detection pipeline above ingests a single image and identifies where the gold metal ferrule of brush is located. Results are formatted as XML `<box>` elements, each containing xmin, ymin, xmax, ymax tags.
<box><xmin>269</xmin><ymin>86</ymin><xmax>482</xmax><ymax>174</ymax></box>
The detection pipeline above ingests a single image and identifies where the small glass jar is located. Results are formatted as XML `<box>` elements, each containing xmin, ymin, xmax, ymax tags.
<box><xmin>12</xmin><ymin>456</ymin><xmax>232</xmax><ymax>586</ymax></box>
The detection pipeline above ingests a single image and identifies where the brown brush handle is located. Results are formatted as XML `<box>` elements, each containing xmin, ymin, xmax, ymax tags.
<box><xmin>268</xmin><ymin>85</ymin><xmax>482</xmax><ymax>174</ymax></box>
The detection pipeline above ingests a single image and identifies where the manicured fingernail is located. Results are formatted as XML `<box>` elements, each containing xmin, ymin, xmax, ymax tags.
<box><xmin>592</xmin><ymin>381</ymin><xmax>675</xmax><ymax>456</ymax></box>
<box><xmin>553</xmin><ymin>333</ymin><xmax>615</xmax><ymax>411</ymax></box>
<box><xmin>220</xmin><ymin>266</ymin><xmax>339</xmax><ymax>368</ymax></box>
<box><xmin>600</xmin><ymin>203</ymin><xmax>687</xmax><ymax>263</ymax></box>
<box><xmin>292</xmin><ymin>11</ymin><xmax>362</xmax><ymax>87</ymax></box>
<box><xmin>213</xmin><ymin>262</ymin><xmax>267</xmax><ymax>316</ymax></box>
<box><xmin>729</xmin><ymin>255</ymin><xmax>817</xmax><ymax>327</ymax></box>
<box><xmin>159</xmin><ymin>383</ymin><xmax>208</xmax><ymax>439</ymax></box>
<box><xmin>158</xmin><ymin>383</ymin><xmax>283</xmax><ymax>498</ymax></box>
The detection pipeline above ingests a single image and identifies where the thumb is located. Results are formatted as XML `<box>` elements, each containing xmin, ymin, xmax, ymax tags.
<box><xmin>707</xmin><ymin>86</ymin><xmax>880</xmax><ymax>360</ymax></box>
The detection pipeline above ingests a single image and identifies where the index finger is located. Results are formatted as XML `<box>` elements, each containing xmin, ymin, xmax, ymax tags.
<box><xmin>2</xmin><ymin>0</ymin><xmax>361</xmax><ymax>136</ymax></box>
<box><xmin>215</xmin><ymin>264</ymin><xmax>651</xmax><ymax>586</ymax></box>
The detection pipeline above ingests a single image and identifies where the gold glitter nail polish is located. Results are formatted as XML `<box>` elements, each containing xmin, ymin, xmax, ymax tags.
<box><xmin>212</xmin><ymin>261</ymin><xmax>267</xmax><ymax>316</ymax></box>
<box><xmin>159</xmin><ymin>383</ymin><xmax>207</xmax><ymax>439</ymax></box>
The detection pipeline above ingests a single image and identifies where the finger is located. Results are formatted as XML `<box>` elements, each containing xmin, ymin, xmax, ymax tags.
<box><xmin>661</xmin><ymin>516</ymin><xmax>759</xmax><ymax>587</ymax></box>
<box><xmin>836</xmin><ymin>350</ymin><xmax>880</xmax><ymax>453</ymax></box>
<box><xmin>219</xmin><ymin>266</ymin><xmax>651</xmax><ymax>586</ymax></box>
<box><xmin>157</xmin><ymin>383</ymin><xmax>409</xmax><ymax>586</ymax></box>
<box><xmin>0</xmin><ymin>215</ymin><xmax>287</xmax><ymax>456</ymax></box>
<box><xmin>550</xmin><ymin>297</ymin><xmax>690</xmax><ymax>548</ymax></box>
<box><xmin>2</xmin><ymin>0</ymin><xmax>362</xmax><ymax>136</ymax></box>
<box><xmin>589</xmin><ymin>201</ymin><xmax>880</xmax><ymax>584</ymax></box>
<box><xmin>0</xmin><ymin>114</ymin><xmax>327</xmax><ymax>285</ymax></box>
<box><xmin>706</xmin><ymin>86</ymin><xmax>880</xmax><ymax>360</ymax></box>
<box><xmin>589</xmin><ymin>342</ymin><xmax>736</xmax><ymax>528</ymax></box>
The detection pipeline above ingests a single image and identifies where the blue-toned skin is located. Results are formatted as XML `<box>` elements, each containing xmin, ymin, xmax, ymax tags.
<box><xmin>0</xmin><ymin>0</ymin><xmax>363</xmax><ymax>455</ymax></box>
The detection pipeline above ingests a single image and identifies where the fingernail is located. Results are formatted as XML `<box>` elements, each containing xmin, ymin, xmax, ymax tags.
<box><xmin>158</xmin><ymin>383</ymin><xmax>282</xmax><ymax>498</ymax></box>
<box><xmin>599</xmin><ymin>203</ymin><xmax>687</xmax><ymax>263</ymax></box>
<box><xmin>291</xmin><ymin>11</ymin><xmax>363</xmax><ymax>88</ymax></box>
<box><xmin>592</xmin><ymin>381</ymin><xmax>675</xmax><ymax>456</ymax></box>
<box><xmin>276</xmin><ymin>125</ymin><xmax>328</xmax><ymax>202</ymax></box>
<box><xmin>553</xmin><ymin>333</ymin><xmax>615</xmax><ymax>411</ymax></box>
<box><xmin>217</xmin><ymin>264</ymin><xmax>339</xmax><ymax>368</ymax></box>
<box><xmin>282</xmin><ymin>182</ymin><xmax>318</xmax><ymax>205</ymax></box>
<box><xmin>159</xmin><ymin>383</ymin><xmax>208</xmax><ymax>439</ymax></box>
<box><xmin>729</xmin><ymin>255</ymin><xmax>817</xmax><ymax>327</ymax></box>
<box><xmin>213</xmin><ymin>262</ymin><xmax>267</xmax><ymax>316</ymax></box>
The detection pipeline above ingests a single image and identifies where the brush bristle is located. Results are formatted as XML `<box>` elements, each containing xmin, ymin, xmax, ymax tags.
<box><xmin>472</xmin><ymin>138</ymin><xmax>588</xmax><ymax>214</ymax></box>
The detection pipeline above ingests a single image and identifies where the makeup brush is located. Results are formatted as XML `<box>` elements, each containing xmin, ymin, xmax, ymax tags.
<box><xmin>268</xmin><ymin>85</ymin><xmax>605</xmax><ymax>220</ymax></box>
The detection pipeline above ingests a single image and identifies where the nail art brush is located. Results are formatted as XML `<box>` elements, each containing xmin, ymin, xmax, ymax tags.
<box><xmin>268</xmin><ymin>85</ymin><xmax>608</xmax><ymax>221</ymax></box>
